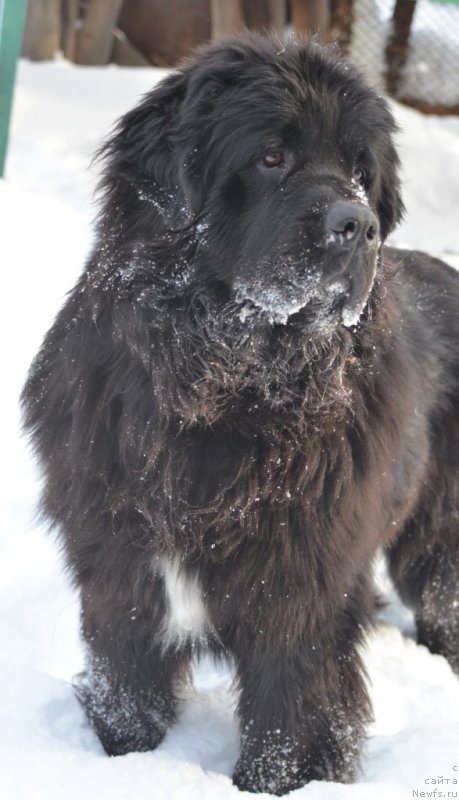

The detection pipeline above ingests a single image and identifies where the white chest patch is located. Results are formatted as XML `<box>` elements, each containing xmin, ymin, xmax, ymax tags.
<box><xmin>158</xmin><ymin>556</ymin><xmax>211</xmax><ymax>648</ymax></box>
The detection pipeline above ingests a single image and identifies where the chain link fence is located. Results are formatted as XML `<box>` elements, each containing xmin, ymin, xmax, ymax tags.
<box><xmin>349</xmin><ymin>0</ymin><xmax>459</xmax><ymax>113</ymax></box>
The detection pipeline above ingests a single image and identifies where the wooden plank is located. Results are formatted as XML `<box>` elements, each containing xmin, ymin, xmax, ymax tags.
<box><xmin>242</xmin><ymin>0</ymin><xmax>287</xmax><ymax>34</ymax></box>
<box><xmin>398</xmin><ymin>96</ymin><xmax>459</xmax><ymax>115</ymax></box>
<box><xmin>119</xmin><ymin>0</ymin><xmax>211</xmax><ymax>66</ymax></box>
<box><xmin>385</xmin><ymin>0</ymin><xmax>417</xmax><ymax>96</ymax></box>
<box><xmin>22</xmin><ymin>0</ymin><xmax>61</xmax><ymax>60</ymax></box>
<box><xmin>112</xmin><ymin>28</ymin><xmax>151</xmax><ymax>67</ymax></box>
<box><xmin>267</xmin><ymin>0</ymin><xmax>287</xmax><ymax>35</ymax></box>
<box><xmin>290</xmin><ymin>0</ymin><xmax>330</xmax><ymax>40</ymax></box>
<box><xmin>61</xmin><ymin>0</ymin><xmax>79</xmax><ymax>62</ymax></box>
<box><xmin>211</xmin><ymin>0</ymin><xmax>244</xmax><ymax>40</ymax></box>
<box><xmin>75</xmin><ymin>0</ymin><xmax>124</xmax><ymax>65</ymax></box>
<box><xmin>329</xmin><ymin>0</ymin><xmax>354</xmax><ymax>52</ymax></box>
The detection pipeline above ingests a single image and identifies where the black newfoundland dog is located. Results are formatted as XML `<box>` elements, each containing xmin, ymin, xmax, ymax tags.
<box><xmin>22</xmin><ymin>34</ymin><xmax>459</xmax><ymax>795</ymax></box>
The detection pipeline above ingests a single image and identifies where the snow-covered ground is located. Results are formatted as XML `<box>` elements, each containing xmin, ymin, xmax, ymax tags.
<box><xmin>1</xmin><ymin>59</ymin><xmax>459</xmax><ymax>799</ymax></box>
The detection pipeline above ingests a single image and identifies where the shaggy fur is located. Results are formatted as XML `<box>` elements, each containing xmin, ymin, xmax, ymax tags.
<box><xmin>21</xmin><ymin>35</ymin><xmax>459</xmax><ymax>795</ymax></box>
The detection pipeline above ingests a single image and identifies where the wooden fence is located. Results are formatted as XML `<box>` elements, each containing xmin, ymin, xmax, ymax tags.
<box><xmin>20</xmin><ymin>0</ymin><xmax>459</xmax><ymax>115</ymax></box>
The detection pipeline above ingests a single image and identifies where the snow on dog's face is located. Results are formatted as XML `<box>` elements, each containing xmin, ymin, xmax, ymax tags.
<box><xmin>100</xmin><ymin>35</ymin><xmax>403</xmax><ymax>332</ymax></box>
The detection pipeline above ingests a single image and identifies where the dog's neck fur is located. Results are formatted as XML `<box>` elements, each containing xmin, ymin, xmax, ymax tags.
<box><xmin>145</xmin><ymin>294</ymin><xmax>359</xmax><ymax>429</ymax></box>
<box><xmin>83</xmin><ymin>225</ymin><xmax>395</xmax><ymax>431</ymax></box>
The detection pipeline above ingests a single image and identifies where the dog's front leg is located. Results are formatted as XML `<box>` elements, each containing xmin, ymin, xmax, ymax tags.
<box><xmin>230</xmin><ymin>585</ymin><xmax>372</xmax><ymax>795</ymax></box>
<box><xmin>75</xmin><ymin>563</ymin><xmax>193</xmax><ymax>757</ymax></box>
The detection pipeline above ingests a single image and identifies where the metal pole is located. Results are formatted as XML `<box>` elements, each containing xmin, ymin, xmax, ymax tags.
<box><xmin>0</xmin><ymin>0</ymin><xmax>28</xmax><ymax>177</ymax></box>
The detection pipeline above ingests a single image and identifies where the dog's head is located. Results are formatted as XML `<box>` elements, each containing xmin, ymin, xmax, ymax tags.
<box><xmin>100</xmin><ymin>35</ymin><xmax>403</xmax><ymax>332</ymax></box>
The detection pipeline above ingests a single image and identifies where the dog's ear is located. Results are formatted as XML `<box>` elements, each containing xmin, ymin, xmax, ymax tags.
<box><xmin>373</xmin><ymin>111</ymin><xmax>405</xmax><ymax>240</ymax></box>
<box><xmin>98</xmin><ymin>71</ymin><xmax>190</xmax><ymax>205</ymax></box>
<box><xmin>377</xmin><ymin>148</ymin><xmax>405</xmax><ymax>240</ymax></box>
<box><xmin>98</xmin><ymin>67</ymin><xmax>220</xmax><ymax>221</ymax></box>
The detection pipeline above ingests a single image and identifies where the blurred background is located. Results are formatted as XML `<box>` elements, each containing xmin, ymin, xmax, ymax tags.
<box><xmin>19</xmin><ymin>0</ymin><xmax>459</xmax><ymax>115</ymax></box>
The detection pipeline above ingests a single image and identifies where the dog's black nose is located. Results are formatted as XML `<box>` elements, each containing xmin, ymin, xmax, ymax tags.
<box><xmin>325</xmin><ymin>201</ymin><xmax>379</xmax><ymax>247</ymax></box>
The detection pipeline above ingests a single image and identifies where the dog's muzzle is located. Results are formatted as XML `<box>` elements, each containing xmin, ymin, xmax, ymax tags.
<box><xmin>325</xmin><ymin>201</ymin><xmax>379</xmax><ymax>250</ymax></box>
<box><xmin>322</xmin><ymin>201</ymin><xmax>380</xmax><ymax>327</ymax></box>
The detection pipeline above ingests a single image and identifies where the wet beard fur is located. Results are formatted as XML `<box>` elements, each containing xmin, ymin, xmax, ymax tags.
<box><xmin>139</xmin><ymin>290</ymin><xmax>357</xmax><ymax>429</ymax></box>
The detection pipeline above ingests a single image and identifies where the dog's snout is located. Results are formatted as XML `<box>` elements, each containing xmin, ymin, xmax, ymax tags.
<box><xmin>325</xmin><ymin>202</ymin><xmax>379</xmax><ymax>248</ymax></box>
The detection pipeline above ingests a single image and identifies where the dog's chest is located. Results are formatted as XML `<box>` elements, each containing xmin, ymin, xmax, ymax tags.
<box><xmin>170</xmin><ymin>416</ymin><xmax>354</xmax><ymax>551</ymax></box>
<box><xmin>155</xmin><ymin>555</ymin><xmax>211</xmax><ymax>646</ymax></box>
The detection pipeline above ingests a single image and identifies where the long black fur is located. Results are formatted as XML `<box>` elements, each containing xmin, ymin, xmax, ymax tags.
<box><xmin>21</xmin><ymin>35</ymin><xmax>459</xmax><ymax>795</ymax></box>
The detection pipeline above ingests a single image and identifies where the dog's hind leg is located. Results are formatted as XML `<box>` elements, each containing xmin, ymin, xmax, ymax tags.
<box><xmin>75</xmin><ymin>558</ymin><xmax>195</xmax><ymax>756</ymax></box>
<box><xmin>387</xmin><ymin>432</ymin><xmax>459</xmax><ymax>674</ymax></box>
<box><xmin>388</xmin><ymin>520</ymin><xmax>459</xmax><ymax>674</ymax></box>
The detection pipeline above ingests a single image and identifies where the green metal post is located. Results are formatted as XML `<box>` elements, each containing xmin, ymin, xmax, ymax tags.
<box><xmin>0</xmin><ymin>0</ymin><xmax>28</xmax><ymax>177</ymax></box>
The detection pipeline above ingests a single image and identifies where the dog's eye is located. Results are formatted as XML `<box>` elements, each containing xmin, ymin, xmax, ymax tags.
<box><xmin>261</xmin><ymin>152</ymin><xmax>285</xmax><ymax>168</ymax></box>
<box><xmin>352</xmin><ymin>167</ymin><xmax>366</xmax><ymax>185</ymax></box>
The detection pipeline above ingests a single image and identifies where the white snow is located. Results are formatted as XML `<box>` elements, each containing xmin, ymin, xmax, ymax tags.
<box><xmin>235</xmin><ymin>275</ymin><xmax>322</xmax><ymax>326</ymax></box>
<box><xmin>1</xmin><ymin>57</ymin><xmax>459</xmax><ymax>799</ymax></box>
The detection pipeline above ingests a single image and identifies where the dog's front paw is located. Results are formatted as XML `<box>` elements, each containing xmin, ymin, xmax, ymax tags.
<box><xmin>233</xmin><ymin>757</ymin><xmax>301</xmax><ymax>795</ymax></box>
<box><xmin>232</xmin><ymin>726</ymin><xmax>360</xmax><ymax>795</ymax></box>
<box><xmin>232</xmin><ymin>731</ymin><xmax>309</xmax><ymax>796</ymax></box>
<box><xmin>73</xmin><ymin>671</ymin><xmax>169</xmax><ymax>756</ymax></box>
